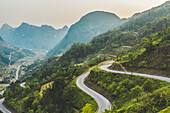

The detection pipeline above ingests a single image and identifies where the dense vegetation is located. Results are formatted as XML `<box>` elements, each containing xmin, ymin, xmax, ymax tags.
<box><xmin>3</xmin><ymin>2</ymin><xmax>170</xmax><ymax>113</ymax></box>
<box><xmin>86</xmin><ymin>68</ymin><xmax>170</xmax><ymax>113</ymax></box>
<box><xmin>5</xmin><ymin>63</ymin><xmax>97</xmax><ymax>113</ymax></box>
<box><xmin>52</xmin><ymin>16</ymin><xmax>169</xmax><ymax>68</ymax></box>
<box><xmin>111</xmin><ymin>27</ymin><xmax>170</xmax><ymax>77</ymax></box>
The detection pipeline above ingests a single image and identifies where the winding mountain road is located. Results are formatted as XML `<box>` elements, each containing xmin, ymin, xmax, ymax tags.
<box><xmin>1</xmin><ymin>61</ymin><xmax>170</xmax><ymax>113</ymax></box>
<box><xmin>99</xmin><ymin>61</ymin><xmax>170</xmax><ymax>83</ymax></box>
<box><xmin>20</xmin><ymin>82</ymin><xmax>26</xmax><ymax>88</ymax></box>
<box><xmin>76</xmin><ymin>72</ymin><xmax>111</xmax><ymax>113</ymax></box>
<box><xmin>76</xmin><ymin>61</ymin><xmax>170</xmax><ymax>113</ymax></box>
<box><xmin>0</xmin><ymin>98</ymin><xmax>11</xmax><ymax>113</ymax></box>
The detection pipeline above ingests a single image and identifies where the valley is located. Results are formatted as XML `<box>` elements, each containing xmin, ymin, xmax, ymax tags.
<box><xmin>0</xmin><ymin>1</ymin><xmax>169</xmax><ymax>113</ymax></box>
<box><xmin>0</xmin><ymin>50</ymin><xmax>47</xmax><ymax>92</ymax></box>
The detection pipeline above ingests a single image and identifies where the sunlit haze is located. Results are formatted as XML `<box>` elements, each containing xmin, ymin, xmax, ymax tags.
<box><xmin>0</xmin><ymin>0</ymin><xmax>167</xmax><ymax>29</ymax></box>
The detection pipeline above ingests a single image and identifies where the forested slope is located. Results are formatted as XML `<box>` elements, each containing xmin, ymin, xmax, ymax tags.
<box><xmin>4</xmin><ymin>56</ymin><xmax>97</xmax><ymax>113</ymax></box>
<box><xmin>47</xmin><ymin>11</ymin><xmax>126</xmax><ymax>57</ymax></box>
<box><xmin>3</xmin><ymin>1</ymin><xmax>170</xmax><ymax>113</ymax></box>
<box><xmin>85</xmin><ymin>67</ymin><xmax>170</xmax><ymax>113</ymax></box>
<box><xmin>110</xmin><ymin>28</ymin><xmax>170</xmax><ymax>77</ymax></box>
<box><xmin>54</xmin><ymin>1</ymin><xmax>170</xmax><ymax>66</ymax></box>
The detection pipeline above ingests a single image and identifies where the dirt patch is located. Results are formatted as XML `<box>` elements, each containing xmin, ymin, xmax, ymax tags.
<box><xmin>39</xmin><ymin>81</ymin><xmax>54</xmax><ymax>96</ymax></box>
<box><xmin>88</xmin><ymin>60</ymin><xmax>111</xmax><ymax>71</ymax></box>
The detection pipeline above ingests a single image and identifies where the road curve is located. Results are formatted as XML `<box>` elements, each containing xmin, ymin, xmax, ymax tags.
<box><xmin>100</xmin><ymin>61</ymin><xmax>170</xmax><ymax>83</ymax></box>
<box><xmin>0</xmin><ymin>90</ymin><xmax>4</xmax><ymax>96</ymax></box>
<box><xmin>76</xmin><ymin>72</ymin><xmax>111</xmax><ymax>113</ymax></box>
<box><xmin>20</xmin><ymin>82</ymin><xmax>26</xmax><ymax>88</ymax></box>
<box><xmin>0</xmin><ymin>98</ymin><xmax>11</xmax><ymax>113</ymax></box>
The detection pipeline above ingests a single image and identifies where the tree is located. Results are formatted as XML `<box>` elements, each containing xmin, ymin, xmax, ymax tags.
<box><xmin>167</xmin><ymin>27</ymin><xmax>170</xmax><ymax>33</ymax></box>
<box><xmin>130</xmin><ymin>85</ymin><xmax>143</xmax><ymax>101</ymax></box>
<box><xmin>142</xmin><ymin>79</ymin><xmax>157</xmax><ymax>92</ymax></box>
<box><xmin>128</xmin><ymin>52</ymin><xmax>134</xmax><ymax>64</ymax></box>
<box><xmin>28</xmin><ymin>109</ymin><xmax>34</xmax><ymax>113</ymax></box>
<box><xmin>82</xmin><ymin>104</ymin><xmax>95</xmax><ymax>113</ymax></box>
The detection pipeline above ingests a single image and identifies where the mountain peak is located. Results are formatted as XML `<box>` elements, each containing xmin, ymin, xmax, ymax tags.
<box><xmin>47</xmin><ymin>11</ymin><xmax>125</xmax><ymax>57</ymax></box>
<box><xmin>41</xmin><ymin>25</ymin><xmax>56</xmax><ymax>30</ymax></box>
<box><xmin>21</xmin><ymin>22</ymin><xmax>29</xmax><ymax>26</ymax></box>
<box><xmin>62</xmin><ymin>25</ymin><xmax>68</xmax><ymax>30</ymax></box>
<box><xmin>1</xmin><ymin>24</ymin><xmax>13</xmax><ymax>30</ymax></box>
<box><xmin>79</xmin><ymin>11</ymin><xmax>120</xmax><ymax>22</ymax></box>
<box><xmin>18</xmin><ymin>22</ymin><xmax>31</xmax><ymax>29</ymax></box>
<box><xmin>20</xmin><ymin>22</ymin><xmax>31</xmax><ymax>27</ymax></box>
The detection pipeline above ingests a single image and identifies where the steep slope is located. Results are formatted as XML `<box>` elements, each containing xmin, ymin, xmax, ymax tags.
<box><xmin>47</xmin><ymin>11</ymin><xmax>126</xmax><ymax>56</ymax></box>
<box><xmin>85</xmin><ymin>66</ymin><xmax>170</xmax><ymax>113</ymax></box>
<box><xmin>54</xmin><ymin>1</ymin><xmax>170</xmax><ymax>66</ymax></box>
<box><xmin>0</xmin><ymin>23</ymin><xmax>68</xmax><ymax>50</ymax></box>
<box><xmin>48</xmin><ymin>1</ymin><xmax>170</xmax><ymax>57</ymax></box>
<box><xmin>0</xmin><ymin>24</ymin><xmax>16</xmax><ymax>42</ymax></box>
<box><xmin>0</xmin><ymin>36</ymin><xmax>35</xmax><ymax>67</ymax></box>
<box><xmin>111</xmin><ymin>28</ymin><xmax>170</xmax><ymax>77</ymax></box>
<box><xmin>3</xmin><ymin>2</ymin><xmax>170</xmax><ymax>113</ymax></box>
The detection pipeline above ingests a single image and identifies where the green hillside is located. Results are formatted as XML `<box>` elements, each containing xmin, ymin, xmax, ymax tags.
<box><xmin>47</xmin><ymin>11</ymin><xmax>126</xmax><ymax>57</ymax></box>
<box><xmin>3</xmin><ymin>1</ymin><xmax>170</xmax><ymax>113</ymax></box>
<box><xmin>48</xmin><ymin>1</ymin><xmax>170</xmax><ymax>57</ymax></box>
<box><xmin>111</xmin><ymin>28</ymin><xmax>170</xmax><ymax>77</ymax></box>
<box><xmin>52</xmin><ymin>1</ymin><xmax>170</xmax><ymax>66</ymax></box>
<box><xmin>85</xmin><ymin>67</ymin><xmax>170</xmax><ymax>113</ymax></box>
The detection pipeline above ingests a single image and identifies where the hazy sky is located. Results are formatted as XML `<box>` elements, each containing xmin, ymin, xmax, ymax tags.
<box><xmin>0</xmin><ymin>0</ymin><xmax>168</xmax><ymax>29</ymax></box>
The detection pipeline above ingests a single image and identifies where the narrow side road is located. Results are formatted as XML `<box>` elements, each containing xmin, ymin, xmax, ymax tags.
<box><xmin>16</xmin><ymin>65</ymin><xmax>22</xmax><ymax>80</ymax></box>
<box><xmin>100</xmin><ymin>61</ymin><xmax>170</xmax><ymax>83</ymax></box>
<box><xmin>20</xmin><ymin>82</ymin><xmax>26</xmax><ymax>88</ymax></box>
<box><xmin>0</xmin><ymin>98</ymin><xmax>11</xmax><ymax>113</ymax></box>
<box><xmin>76</xmin><ymin>71</ymin><xmax>111</xmax><ymax>113</ymax></box>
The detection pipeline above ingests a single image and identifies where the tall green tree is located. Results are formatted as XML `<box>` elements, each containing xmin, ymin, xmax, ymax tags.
<box><xmin>142</xmin><ymin>79</ymin><xmax>157</xmax><ymax>92</ymax></box>
<box><xmin>82</xmin><ymin>104</ymin><xmax>95</xmax><ymax>113</ymax></box>
<box><xmin>130</xmin><ymin>85</ymin><xmax>143</xmax><ymax>101</ymax></box>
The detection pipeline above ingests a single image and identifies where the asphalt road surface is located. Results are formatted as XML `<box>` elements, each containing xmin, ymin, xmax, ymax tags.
<box><xmin>0</xmin><ymin>98</ymin><xmax>11</xmax><ymax>113</ymax></box>
<box><xmin>20</xmin><ymin>82</ymin><xmax>26</xmax><ymax>88</ymax></box>
<box><xmin>16</xmin><ymin>65</ymin><xmax>22</xmax><ymax>80</ymax></box>
<box><xmin>1</xmin><ymin>60</ymin><xmax>169</xmax><ymax>113</ymax></box>
<box><xmin>100</xmin><ymin>61</ymin><xmax>170</xmax><ymax>83</ymax></box>
<box><xmin>76</xmin><ymin>72</ymin><xmax>111</xmax><ymax>113</ymax></box>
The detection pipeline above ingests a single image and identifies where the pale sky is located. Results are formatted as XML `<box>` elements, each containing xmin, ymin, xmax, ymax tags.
<box><xmin>0</xmin><ymin>0</ymin><xmax>168</xmax><ymax>29</ymax></box>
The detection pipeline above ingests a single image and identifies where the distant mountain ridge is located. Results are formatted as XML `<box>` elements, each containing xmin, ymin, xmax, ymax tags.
<box><xmin>0</xmin><ymin>36</ymin><xmax>35</xmax><ymax>67</ymax></box>
<box><xmin>47</xmin><ymin>11</ymin><xmax>127</xmax><ymax>57</ymax></box>
<box><xmin>51</xmin><ymin>1</ymin><xmax>170</xmax><ymax>66</ymax></box>
<box><xmin>0</xmin><ymin>23</ymin><xmax>68</xmax><ymax>50</ymax></box>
